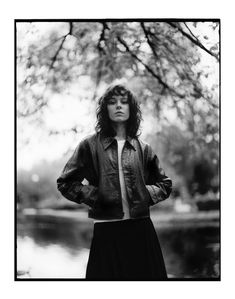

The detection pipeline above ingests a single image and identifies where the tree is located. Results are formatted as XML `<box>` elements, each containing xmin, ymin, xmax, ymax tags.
<box><xmin>17</xmin><ymin>21</ymin><xmax>219</xmax><ymax>197</ymax></box>
<box><xmin>17</xmin><ymin>21</ymin><xmax>219</xmax><ymax>120</ymax></box>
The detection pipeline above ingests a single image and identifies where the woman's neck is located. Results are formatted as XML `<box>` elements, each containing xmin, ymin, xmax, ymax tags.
<box><xmin>112</xmin><ymin>123</ymin><xmax>126</xmax><ymax>140</ymax></box>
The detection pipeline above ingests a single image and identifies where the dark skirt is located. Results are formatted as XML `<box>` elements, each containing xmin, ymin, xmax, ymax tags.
<box><xmin>85</xmin><ymin>217</ymin><xmax>167</xmax><ymax>280</ymax></box>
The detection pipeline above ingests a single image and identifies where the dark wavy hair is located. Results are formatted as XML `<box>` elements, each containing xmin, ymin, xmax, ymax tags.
<box><xmin>95</xmin><ymin>84</ymin><xmax>142</xmax><ymax>138</ymax></box>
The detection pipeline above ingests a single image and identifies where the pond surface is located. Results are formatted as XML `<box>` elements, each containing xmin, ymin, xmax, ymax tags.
<box><xmin>17</xmin><ymin>213</ymin><xmax>220</xmax><ymax>279</ymax></box>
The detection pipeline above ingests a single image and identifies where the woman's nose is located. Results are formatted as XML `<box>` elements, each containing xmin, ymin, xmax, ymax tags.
<box><xmin>116</xmin><ymin>100</ymin><xmax>122</xmax><ymax>108</ymax></box>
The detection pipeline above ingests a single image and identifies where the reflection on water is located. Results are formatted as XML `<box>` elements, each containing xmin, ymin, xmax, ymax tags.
<box><xmin>159</xmin><ymin>226</ymin><xmax>220</xmax><ymax>278</ymax></box>
<box><xmin>17</xmin><ymin>237</ymin><xmax>89</xmax><ymax>278</ymax></box>
<box><xmin>17</xmin><ymin>213</ymin><xmax>220</xmax><ymax>279</ymax></box>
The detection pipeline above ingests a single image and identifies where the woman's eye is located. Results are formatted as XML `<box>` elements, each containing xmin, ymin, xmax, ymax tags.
<box><xmin>122</xmin><ymin>100</ymin><xmax>128</xmax><ymax>104</ymax></box>
<box><xmin>107</xmin><ymin>98</ymin><xmax>128</xmax><ymax>105</ymax></box>
<box><xmin>108</xmin><ymin>100</ymin><xmax>116</xmax><ymax>104</ymax></box>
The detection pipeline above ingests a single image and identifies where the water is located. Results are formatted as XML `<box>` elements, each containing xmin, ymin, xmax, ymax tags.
<box><xmin>17</xmin><ymin>213</ymin><xmax>220</xmax><ymax>279</ymax></box>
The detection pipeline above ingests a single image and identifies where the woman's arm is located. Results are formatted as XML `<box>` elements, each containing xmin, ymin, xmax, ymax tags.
<box><xmin>57</xmin><ymin>139</ymin><xmax>98</xmax><ymax>208</ymax></box>
<box><xmin>145</xmin><ymin>145</ymin><xmax>172</xmax><ymax>206</ymax></box>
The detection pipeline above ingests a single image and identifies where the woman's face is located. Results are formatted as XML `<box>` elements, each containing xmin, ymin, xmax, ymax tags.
<box><xmin>107</xmin><ymin>93</ymin><xmax>130</xmax><ymax>124</ymax></box>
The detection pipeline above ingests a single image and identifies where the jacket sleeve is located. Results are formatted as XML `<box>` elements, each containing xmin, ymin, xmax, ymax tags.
<box><xmin>145</xmin><ymin>145</ymin><xmax>172</xmax><ymax>206</ymax></box>
<box><xmin>57</xmin><ymin>139</ymin><xmax>98</xmax><ymax>207</ymax></box>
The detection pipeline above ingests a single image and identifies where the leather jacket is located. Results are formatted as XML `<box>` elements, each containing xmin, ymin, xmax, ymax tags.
<box><xmin>57</xmin><ymin>133</ymin><xmax>172</xmax><ymax>220</ymax></box>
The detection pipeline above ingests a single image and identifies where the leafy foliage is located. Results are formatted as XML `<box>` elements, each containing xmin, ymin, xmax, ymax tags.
<box><xmin>17</xmin><ymin>21</ymin><xmax>220</xmax><ymax>204</ymax></box>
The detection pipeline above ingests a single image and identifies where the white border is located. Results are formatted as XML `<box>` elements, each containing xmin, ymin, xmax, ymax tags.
<box><xmin>1</xmin><ymin>0</ymin><xmax>234</xmax><ymax>298</ymax></box>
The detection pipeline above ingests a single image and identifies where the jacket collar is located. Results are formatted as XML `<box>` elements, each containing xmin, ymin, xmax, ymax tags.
<box><xmin>100</xmin><ymin>134</ymin><xmax>136</xmax><ymax>151</ymax></box>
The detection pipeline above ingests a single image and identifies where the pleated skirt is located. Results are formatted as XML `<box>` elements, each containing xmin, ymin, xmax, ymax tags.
<box><xmin>85</xmin><ymin>217</ymin><xmax>167</xmax><ymax>280</ymax></box>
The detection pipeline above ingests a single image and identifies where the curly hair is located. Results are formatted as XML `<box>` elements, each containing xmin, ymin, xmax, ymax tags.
<box><xmin>95</xmin><ymin>84</ymin><xmax>142</xmax><ymax>138</ymax></box>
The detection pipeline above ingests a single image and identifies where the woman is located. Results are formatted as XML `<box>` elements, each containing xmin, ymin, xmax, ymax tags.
<box><xmin>57</xmin><ymin>84</ymin><xmax>172</xmax><ymax>280</ymax></box>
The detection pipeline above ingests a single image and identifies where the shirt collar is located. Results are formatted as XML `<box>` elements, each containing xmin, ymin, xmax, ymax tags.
<box><xmin>100</xmin><ymin>134</ymin><xmax>136</xmax><ymax>151</ymax></box>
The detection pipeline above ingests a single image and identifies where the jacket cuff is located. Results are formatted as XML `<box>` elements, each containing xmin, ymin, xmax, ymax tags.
<box><xmin>146</xmin><ymin>185</ymin><xmax>166</xmax><ymax>205</ymax></box>
<box><xmin>58</xmin><ymin>182</ymin><xmax>82</xmax><ymax>204</ymax></box>
<box><xmin>80</xmin><ymin>185</ymin><xmax>98</xmax><ymax>208</ymax></box>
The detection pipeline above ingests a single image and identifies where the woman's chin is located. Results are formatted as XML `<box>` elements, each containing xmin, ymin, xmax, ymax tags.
<box><xmin>113</xmin><ymin>117</ymin><xmax>128</xmax><ymax>123</ymax></box>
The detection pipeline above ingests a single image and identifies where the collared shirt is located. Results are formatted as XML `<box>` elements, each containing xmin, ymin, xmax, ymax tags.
<box><xmin>94</xmin><ymin>138</ymin><xmax>130</xmax><ymax>223</ymax></box>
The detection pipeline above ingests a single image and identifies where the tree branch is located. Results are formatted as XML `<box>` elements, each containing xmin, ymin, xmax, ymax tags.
<box><xmin>140</xmin><ymin>22</ymin><xmax>167</xmax><ymax>83</ymax></box>
<box><xmin>48</xmin><ymin>125</ymin><xmax>82</xmax><ymax>136</ymax></box>
<box><xmin>140</xmin><ymin>22</ymin><xmax>159</xmax><ymax>60</ymax></box>
<box><xmin>91</xmin><ymin>22</ymin><xmax>110</xmax><ymax>101</ymax></box>
<box><xmin>17</xmin><ymin>96</ymin><xmax>47</xmax><ymax>117</ymax></box>
<box><xmin>116</xmin><ymin>35</ymin><xmax>185</xmax><ymax>98</ymax></box>
<box><xmin>49</xmin><ymin>22</ymin><xmax>73</xmax><ymax>71</ymax></box>
<box><xmin>166</xmin><ymin>22</ymin><xmax>219</xmax><ymax>62</ymax></box>
<box><xmin>48</xmin><ymin>35</ymin><xmax>66</xmax><ymax>70</ymax></box>
<box><xmin>97</xmin><ymin>22</ymin><xmax>109</xmax><ymax>54</ymax></box>
<box><xmin>183</xmin><ymin>22</ymin><xmax>202</xmax><ymax>45</ymax></box>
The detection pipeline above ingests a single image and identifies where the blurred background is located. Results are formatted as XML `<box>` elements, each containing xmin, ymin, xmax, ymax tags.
<box><xmin>16</xmin><ymin>21</ymin><xmax>220</xmax><ymax>279</ymax></box>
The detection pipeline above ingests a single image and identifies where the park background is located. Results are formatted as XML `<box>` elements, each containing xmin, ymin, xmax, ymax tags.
<box><xmin>16</xmin><ymin>20</ymin><xmax>220</xmax><ymax>279</ymax></box>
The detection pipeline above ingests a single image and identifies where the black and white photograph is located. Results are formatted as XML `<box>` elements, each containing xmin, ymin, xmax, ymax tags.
<box><xmin>16</xmin><ymin>19</ymin><xmax>220</xmax><ymax>281</ymax></box>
